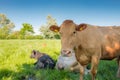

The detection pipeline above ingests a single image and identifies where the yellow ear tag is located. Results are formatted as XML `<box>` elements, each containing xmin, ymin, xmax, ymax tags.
<box><xmin>54</xmin><ymin>29</ymin><xmax>58</xmax><ymax>32</ymax></box>
<box><xmin>80</xmin><ymin>27</ymin><xmax>83</xmax><ymax>31</ymax></box>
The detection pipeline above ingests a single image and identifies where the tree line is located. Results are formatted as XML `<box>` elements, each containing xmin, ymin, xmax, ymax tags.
<box><xmin>0</xmin><ymin>14</ymin><xmax>60</xmax><ymax>39</ymax></box>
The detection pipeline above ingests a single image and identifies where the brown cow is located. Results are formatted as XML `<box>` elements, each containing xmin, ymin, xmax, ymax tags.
<box><xmin>49</xmin><ymin>20</ymin><xmax>120</xmax><ymax>80</ymax></box>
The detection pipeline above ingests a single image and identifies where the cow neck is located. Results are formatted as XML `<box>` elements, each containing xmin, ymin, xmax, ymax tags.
<box><xmin>37</xmin><ymin>53</ymin><xmax>44</xmax><ymax>60</ymax></box>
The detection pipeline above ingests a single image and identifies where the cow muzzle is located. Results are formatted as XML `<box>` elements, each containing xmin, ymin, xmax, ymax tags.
<box><xmin>61</xmin><ymin>50</ymin><xmax>72</xmax><ymax>57</ymax></box>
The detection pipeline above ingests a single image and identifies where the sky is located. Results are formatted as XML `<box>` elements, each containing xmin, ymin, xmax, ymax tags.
<box><xmin>0</xmin><ymin>0</ymin><xmax>120</xmax><ymax>34</ymax></box>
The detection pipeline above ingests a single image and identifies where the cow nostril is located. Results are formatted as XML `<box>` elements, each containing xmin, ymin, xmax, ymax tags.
<box><xmin>67</xmin><ymin>51</ymin><xmax>71</xmax><ymax>54</ymax></box>
<box><xmin>62</xmin><ymin>50</ymin><xmax>71</xmax><ymax>54</ymax></box>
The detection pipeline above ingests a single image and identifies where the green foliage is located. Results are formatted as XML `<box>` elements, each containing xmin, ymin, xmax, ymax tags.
<box><xmin>21</xmin><ymin>35</ymin><xmax>43</xmax><ymax>39</ymax></box>
<box><xmin>40</xmin><ymin>15</ymin><xmax>60</xmax><ymax>39</ymax></box>
<box><xmin>6</xmin><ymin>31</ymin><xmax>21</xmax><ymax>39</ymax></box>
<box><xmin>19</xmin><ymin>23</ymin><xmax>34</xmax><ymax>39</ymax></box>
<box><xmin>6</xmin><ymin>30</ymin><xmax>43</xmax><ymax>39</ymax></box>
<box><xmin>0</xmin><ymin>14</ymin><xmax>15</xmax><ymax>39</ymax></box>
<box><xmin>0</xmin><ymin>14</ymin><xmax>60</xmax><ymax>39</ymax></box>
<box><xmin>0</xmin><ymin>40</ymin><xmax>120</xmax><ymax>80</ymax></box>
<box><xmin>20</xmin><ymin>23</ymin><xmax>34</xmax><ymax>35</ymax></box>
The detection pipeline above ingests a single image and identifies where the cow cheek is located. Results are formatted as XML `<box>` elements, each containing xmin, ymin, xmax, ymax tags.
<box><xmin>70</xmin><ymin>36</ymin><xmax>77</xmax><ymax>48</ymax></box>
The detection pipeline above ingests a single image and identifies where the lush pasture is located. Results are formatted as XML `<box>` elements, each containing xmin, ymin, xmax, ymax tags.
<box><xmin>0</xmin><ymin>40</ymin><xmax>119</xmax><ymax>80</ymax></box>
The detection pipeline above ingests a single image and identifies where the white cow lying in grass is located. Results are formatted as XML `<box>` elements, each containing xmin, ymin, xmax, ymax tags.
<box><xmin>56</xmin><ymin>52</ymin><xmax>90</xmax><ymax>74</ymax></box>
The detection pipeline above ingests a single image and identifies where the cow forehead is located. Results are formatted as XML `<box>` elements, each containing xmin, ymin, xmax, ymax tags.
<box><xmin>63</xmin><ymin>20</ymin><xmax>73</xmax><ymax>24</ymax></box>
<box><xmin>60</xmin><ymin>21</ymin><xmax>76</xmax><ymax>33</ymax></box>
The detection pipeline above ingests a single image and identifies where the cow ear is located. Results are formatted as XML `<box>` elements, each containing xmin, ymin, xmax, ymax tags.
<box><xmin>76</xmin><ymin>24</ymin><xmax>87</xmax><ymax>31</ymax></box>
<box><xmin>33</xmin><ymin>50</ymin><xmax>36</xmax><ymax>55</ymax></box>
<box><xmin>49</xmin><ymin>25</ymin><xmax>60</xmax><ymax>32</ymax></box>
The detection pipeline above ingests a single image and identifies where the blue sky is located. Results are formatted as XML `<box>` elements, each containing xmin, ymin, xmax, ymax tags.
<box><xmin>0</xmin><ymin>0</ymin><xmax>120</xmax><ymax>34</ymax></box>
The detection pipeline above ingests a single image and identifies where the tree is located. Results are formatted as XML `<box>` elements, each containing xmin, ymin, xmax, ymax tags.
<box><xmin>0</xmin><ymin>14</ymin><xmax>15</xmax><ymax>39</ymax></box>
<box><xmin>20</xmin><ymin>23</ymin><xmax>34</xmax><ymax>39</ymax></box>
<box><xmin>7</xmin><ymin>31</ymin><xmax>21</xmax><ymax>39</ymax></box>
<box><xmin>39</xmin><ymin>15</ymin><xmax>60</xmax><ymax>39</ymax></box>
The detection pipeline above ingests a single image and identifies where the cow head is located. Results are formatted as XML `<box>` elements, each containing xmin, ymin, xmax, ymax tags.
<box><xmin>50</xmin><ymin>20</ymin><xmax>87</xmax><ymax>56</ymax></box>
<box><xmin>30</xmin><ymin>50</ymin><xmax>43</xmax><ymax>59</ymax></box>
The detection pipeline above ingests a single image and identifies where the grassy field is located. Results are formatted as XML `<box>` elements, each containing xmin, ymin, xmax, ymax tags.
<box><xmin>0</xmin><ymin>40</ymin><xmax>120</xmax><ymax>80</ymax></box>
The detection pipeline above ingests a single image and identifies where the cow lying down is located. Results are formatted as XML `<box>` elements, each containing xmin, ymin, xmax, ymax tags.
<box><xmin>56</xmin><ymin>52</ymin><xmax>90</xmax><ymax>74</ymax></box>
<box><xmin>30</xmin><ymin>50</ymin><xmax>90</xmax><ymax>74</ymax></box>
<box><xmin>30</xmin><ymin>50</ymin><xmax>55</xmax><ymax>69</ymax></box>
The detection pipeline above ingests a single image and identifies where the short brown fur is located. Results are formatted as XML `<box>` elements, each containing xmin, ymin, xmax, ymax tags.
<box><xmin>50</xmin><ymin>20</ymin><xmax>120</xmax><ymax>80</ymax></box>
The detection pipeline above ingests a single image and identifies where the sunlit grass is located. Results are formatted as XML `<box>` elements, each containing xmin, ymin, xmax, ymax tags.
<box><xmin>0</xmin><ymin>40</ymin><xmax>119</xmax><ymax>80</ymax></box>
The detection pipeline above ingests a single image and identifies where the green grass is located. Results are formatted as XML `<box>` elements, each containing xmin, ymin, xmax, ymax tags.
<box><xmin>0</xmin><ymin>40</ymin><xmax>120</xmax><ymax>80</ymax></box>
